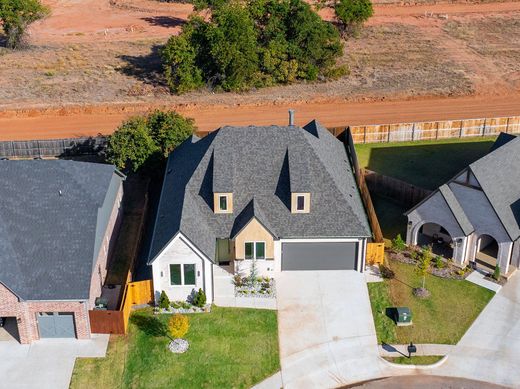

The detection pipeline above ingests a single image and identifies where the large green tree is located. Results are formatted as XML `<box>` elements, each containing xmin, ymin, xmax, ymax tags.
<box><xmin>0</xmin><ymin>0</ymin><xmax>49</xmax><ymax>49</ymax></box>
<box><xmin>162</xmin><ymin>0</ymin><xmax>344</xmax><ymax>93</ymax></box>
<box><xmin>106</xmin><ymin>111</ymin><xmax>196</xmax><ymax>172</ymax></box>
<box><xmin>333</xmin><ymin>0</ymin><xmax>373</xmax><ymax>36</ymax></box>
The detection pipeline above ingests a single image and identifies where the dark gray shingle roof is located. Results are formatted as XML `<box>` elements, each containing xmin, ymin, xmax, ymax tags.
<box><xmin>470</xmin><ymin>135</ymin><xmax>520</xmax><ymax>240</ymax></box>
<box><xmin>149</xmin><ymin>122</ymin><xmax>371</xmax><ymax>263</ymax></box>
<box><xmin>439</xmin><ymin>184</ymin><xmax>474</xmax><ymax>235</ymax></box>
<box><xmin>0</xmin><ymin>160</ymin><xmax>121</xmax><ymax>301</ymax></box>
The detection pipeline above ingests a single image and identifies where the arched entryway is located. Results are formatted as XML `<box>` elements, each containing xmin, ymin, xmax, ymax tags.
<box><xmin>415</xmin><ymin>222</ymin><xmax>454</xmax><ymax>259</ymax></box>
<box><xmin>475</xmin><ymin>234</ymin><xmax>499</xmax><ymax>271</ymax></box>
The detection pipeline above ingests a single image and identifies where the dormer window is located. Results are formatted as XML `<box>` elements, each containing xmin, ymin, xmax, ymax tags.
<box><xmin>219</xmin><ymin>195</ymin><xmax>228</xmax><ymax>211</ymax></box>
<box><xmin>296</xmin><ymin>195</ymin><xmax>305</xmax><ymax>211</ymax></box>
<box><xmin>214</xmin><ymin>192</ymin><xmax>233</xmax><ymax>214</ymax></box>
<box><xmin>291</xmin><ymin>192</ymin><xmax>310</xmax><ymax>213</ymax></box>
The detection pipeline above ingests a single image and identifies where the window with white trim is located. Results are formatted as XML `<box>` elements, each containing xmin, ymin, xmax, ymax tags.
<box><xmin>296</xmin><ymin>195</ymin><xmax>305</xmax><ymax>211</ymax></box>
<box><xmin>170</xmin><ymin>264</ymin><xmax>196</xmax><ymax>286</ymax></box>
<box><xmin>244</xmin><ymin>241</ymin><xmax>266</xmax><ymax>260</ymax></box>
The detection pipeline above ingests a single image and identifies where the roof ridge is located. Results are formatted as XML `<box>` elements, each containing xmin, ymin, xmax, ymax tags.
<box><xmin>440</xmin><ymin>184</ymin><xmax>474</xmax><ymax>235</ymax></box>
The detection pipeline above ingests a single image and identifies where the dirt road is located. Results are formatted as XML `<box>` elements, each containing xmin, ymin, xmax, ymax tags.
<box><xmin>1</xmin><ymin>94</ymin><xmax>519</xmax><ymax>140</ymax></box>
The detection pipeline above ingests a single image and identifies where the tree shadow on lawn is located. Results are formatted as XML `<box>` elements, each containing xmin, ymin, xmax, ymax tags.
<box><xmin>130</xmin><ymin>314</ymin><xmax>168</xmax><ymax>337</ymax></box>
<box><xmin>118</xmin><ymin>44</ymin><xmax>167</xmax><ymax>88</ymax></box>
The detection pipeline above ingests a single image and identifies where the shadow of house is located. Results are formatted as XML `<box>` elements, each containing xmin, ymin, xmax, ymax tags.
<box><xmin>118</xmin><ymin>44</ymin><xmax>167</xmax><ymax>88</ymax></box>
<box><xmin>141</xmin><ymin>16</ymin><xmax>185</xmax><ymax>28</ymax></box>
<box><xmin>365</xmin><ymin>141</ymin><xmax>495</xmax><ymax>190</ymax></box>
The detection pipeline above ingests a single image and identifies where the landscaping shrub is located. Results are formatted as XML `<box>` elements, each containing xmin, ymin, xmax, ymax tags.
<box><xmin>193</xmin><ymin>288</ymin><xmax>207</xmax><ymax>308</ymax></box>
<box><xmin>0</xmin><ymin>0</ymin><xmax>50</xmax><ymax>49</ymax></box>
<box><xmin>434</xmin><ymin>255</ymin><xmax>445</xmax><ymax>269</ymax></box>
<box><xmin>391</xmin><ymin>234</ymin><xmax>406</xmax><ymax>252</ymax></box>
<box><xmin>493</xmin><ymin>265</ymin><xmax>501</xmax><ymax>281</ymax></box>
<box><xmin>106</xmin><ymin>110</ymin><xmax>196</xmax><ymax>172</ymax></box>
<box><xmin>159</xmin><ymin>291</ymin><xmax>170</xmax><ymax>310</ymax></box>
<box><xmin>162</xmin><ymin>0</ymin><xmax>344</xmax><ymax>93</ymax></box>
<box><xmin>169</xmin><ymin>314</ymin><xmax>190</xmax><ymax>338</ymax></box>
<box><xmin>378</xmin><ymin>264</ymin><xmax>395</xmax><ymax>279</ymax></box>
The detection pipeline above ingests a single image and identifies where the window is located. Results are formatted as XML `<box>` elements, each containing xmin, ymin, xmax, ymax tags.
<box><xmin>245</xmin><ymin>242</ymin><xmax>254</xmax><ymax>259</ymax></box>
<box><xmin>184</xmin><ymin>264</ymin><xmax>196</xmax><ymax>285</ymax></box>
<box><xmin>219</xmin><ymin>195</ymin><xmax>228</xmax><ymax>211</ymax></box>
<box><xmin>255</xmin><ymin>242</ymin><xmax>265</xmax><ymax>259</ymax></box>
<box><xmin>170</xmin><ymin>264</ymin><xmax>181</xmax><ymax>285</ymax></box>
<box><xmin>170</xmin><ymin>264</ymin><xmax>196</xmax><ymax>286</ymax></box>
<box><xmin>296</xmin><ymin>195</ymin><xmax>305</xmax><ymax>211</ymax></box>
<box><xmin>245</xmin><ymin>241</ymin><xmax>266</xmax><ymax>260</ymax></box>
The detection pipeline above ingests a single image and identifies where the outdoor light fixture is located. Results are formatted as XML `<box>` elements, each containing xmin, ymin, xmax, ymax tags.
<box><xmin>407</xmin><ymin>342</ymin><xmax>417</xmax><ymax>358</ymax></box>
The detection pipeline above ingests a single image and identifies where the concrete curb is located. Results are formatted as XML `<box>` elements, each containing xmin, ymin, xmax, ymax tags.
<box><xmin>379</xmin><ymin>355</ymin><xmax>449</xmax><ymax>370</ymax></box>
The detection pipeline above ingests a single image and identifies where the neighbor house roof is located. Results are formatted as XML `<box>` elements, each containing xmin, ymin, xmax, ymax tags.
<box><xmin>0</xmin><ymin>160</ymin><xmax>123</xmax><ymax>301</ymax></box>
<box><xmin>406</xmin><ymin>133</ymin><xmax>520</xmax><ymax>241</ymax></box>
<box><xmin>149</xmin><ymin>122</ymin><xmax>371</xmax><ymax>263</ymax></box>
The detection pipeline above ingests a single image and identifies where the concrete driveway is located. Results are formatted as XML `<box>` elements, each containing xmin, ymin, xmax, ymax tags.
<box><xmin>438</xmin><ymin>272</ymin><xmax>520</xmax><ymax>387</ymax></box>
<box><xmin>0</xmin><ymin>334</ymin><xmax>109</xmax><ymax>389</ymax></box>
<box><xmin>276</xmin><ymin>270</ymin><xmax>387</xmax><ymax>388</ymax></box>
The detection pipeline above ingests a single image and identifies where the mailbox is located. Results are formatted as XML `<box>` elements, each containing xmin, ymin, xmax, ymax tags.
<box><xmin>395</xmin><ymin>307</ymin><xmax>412</xmax><ymax>326</ymax></box>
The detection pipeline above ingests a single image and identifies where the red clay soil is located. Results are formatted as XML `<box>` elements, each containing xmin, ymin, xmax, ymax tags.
<box><xmin>1</xmin><ymin>94</ymin><xmax>520</xmax><ymax>140</ymax></box>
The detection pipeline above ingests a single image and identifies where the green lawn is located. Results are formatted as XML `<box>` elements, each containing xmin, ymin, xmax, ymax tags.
<box><xmin>371</xmin><ymin>194</ymin><xmax>407</xmax><ymax>242</ymax></box>
<box><xmin>383</xmin><ymin>356</ymin><xmax>444</xmax><ymax>365</ymax></box>
<box><xmin>355</xmin><ymin>137</ymin><xmax>495</xmax><ymax>189</ymax></box>
<box><xmin>368</xmin><ymin>261</ymin><xmax>494</xmax><ymax>345</ymax></box>
<box><xmin>70</xmin><ymin>307</ymin><xmax>279</xmax><ymax>389</ymax></box>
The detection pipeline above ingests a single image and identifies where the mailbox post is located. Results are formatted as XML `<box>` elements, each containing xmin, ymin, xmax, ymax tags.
<box><xmin>407</xmin><ymin>342</ymin><xmax>417</xmax><ymax>358</ymax></box>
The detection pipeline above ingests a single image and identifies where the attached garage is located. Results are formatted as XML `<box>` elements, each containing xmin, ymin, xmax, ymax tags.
<box><xmin>281</xmin><ymin>241</ymin><xmax>359</xmax><ymax>271</ymax></box>
<box><xmin>37</xmin><ymin>312</ymin><xmax>76</xmax><ymax>338</ymax></box>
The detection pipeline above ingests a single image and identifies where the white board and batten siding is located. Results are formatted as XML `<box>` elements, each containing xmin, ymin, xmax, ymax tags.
<box><xmin>152</xmin><ymin>234</ymin><xmax>214</xmax><ymax>304</ymax></box>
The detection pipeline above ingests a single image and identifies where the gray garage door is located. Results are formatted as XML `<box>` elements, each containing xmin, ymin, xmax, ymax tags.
<box><xmin>281</xmin><ymin>242</ymin><xmax>358</xmax><ymax>271</ymax></box>
<box><xmin>37</xmin><ymin>312</ymin><xmax>76</xmax><ymax>338</ymax></box>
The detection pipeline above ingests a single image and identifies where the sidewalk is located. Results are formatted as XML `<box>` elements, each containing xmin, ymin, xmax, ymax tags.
<box><xmin>379</xmin><ymin>343</ymin><xmax>453</xmax><ymax>357</ymax></box>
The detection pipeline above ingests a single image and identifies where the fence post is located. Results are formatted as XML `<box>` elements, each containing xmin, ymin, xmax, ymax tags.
<box><xmin>435</xmin><ymin>122</ymin><xmax>439</xmax><ymax>140</ymax></box>
<box><xmin>459</xmin><ymin>120</ymin><xmax>463</xmax><ymax>139</ymax></box>
<box><xmin>387</xmin><ymin>126</ymin><xmax>391</xmax><ymax>143</ymax></box>
<box><xmin>363</xmin><ymin>127</ymin><xmax>367</xmax><ymax>144</ymax></box>
<box><xmin>506</xmin><ymin>117</ymin><xmax>510</xmax><ymax>134</ymax></box>
<box><xmin>411</xmin><ymin>123</ymin><xmax>415</xmax><ymax>141</ymax></box>
<box><xmin>482</xmin><ymin>118</ymin><xmax>486</xmax><ymax>136</ymax></box>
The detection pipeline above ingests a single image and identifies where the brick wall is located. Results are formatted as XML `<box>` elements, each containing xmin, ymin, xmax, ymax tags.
<box><xmin>88</xmin><ymin>183</ymin><xmax>124</xmax><ymax>309</ymax></box>
<box><xmin>0</xmin><ymin>284</ymin><xmax>89</xmax><ymax>344</ymax></box>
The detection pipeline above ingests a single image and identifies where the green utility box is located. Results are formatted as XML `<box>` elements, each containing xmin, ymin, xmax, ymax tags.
<box><xmin>395</xmin><ymin>307</ymin><xmax>412</xmax><ymax>326</ymax></box>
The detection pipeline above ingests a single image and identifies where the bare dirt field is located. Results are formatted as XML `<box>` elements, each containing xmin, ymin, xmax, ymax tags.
<box><xmin>0</xmin><ymin>0</ymin><xmax>520</xmax><ymax>139</ymax></box>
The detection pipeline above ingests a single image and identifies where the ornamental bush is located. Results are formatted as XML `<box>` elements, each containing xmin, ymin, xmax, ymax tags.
<box><xmin>159</xmin><ymin>290</ymin><xmax>170</xmax><ymax>310</ymax></box>
<box><xmin>162</xmin><ymin>0</ymin><xmax>344</xmax><ymax>93</ymax></box>
<box><xmin>493</xmin><ymin>265</ymin><xmax>501</xmax><ymax>281</ymax></box>
<box><xmin>169</xmin><ymin>314</ymin><xmax>190</xmax><ymax>339</ymax></box>
<box><xmin>391</xmin><ymin>234</ymin><xmax>406</xmax><ymax>252</ymax></box>
<box><xmin>192</xmin><ymin>288</ymin><xmax>207</xmax><ymax>308</ymax></box>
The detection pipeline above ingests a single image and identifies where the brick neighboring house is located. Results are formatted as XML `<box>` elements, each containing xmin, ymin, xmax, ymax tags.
<box><xmin>0</xmin><ymin>160</ymin><xmax>124</xmax><ymax>344</ymax></box>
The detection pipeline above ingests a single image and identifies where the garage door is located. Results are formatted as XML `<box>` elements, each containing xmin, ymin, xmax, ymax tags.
<box><xmin>37</xmin><ymin>312</ymin><xmax>76</xmax><ymax>338</ymax></box>
<box><xmin>281</xmin><ymin>242</ymin><xmax>358</xmax><ymax>271</ymax></box>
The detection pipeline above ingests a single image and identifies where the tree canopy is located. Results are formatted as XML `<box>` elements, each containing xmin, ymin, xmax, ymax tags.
<box><xmin>106</xmin><ymin>110</ymin><xmax>196</xmax><ymax>172</ymax></box>
<box><xmin>162</xmin><ymin>0</ymin><xmax>345</xmax><ymax>93</ymax></box>
<box><xmin>333</xmin><ymin>0</ymin><xmax>373</xmax><ymax>36</ymax></box>
<box><xmin>0</xmin><ymin>0</ymin><xmax>49</xmax><ymax>49</ymax></box>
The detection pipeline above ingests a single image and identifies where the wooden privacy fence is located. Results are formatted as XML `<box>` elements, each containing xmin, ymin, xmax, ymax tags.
<box><xmin>89</xmin><ymin>279</ymin><xmax>154</xmax><ymax>335</ymax></box>
<box><xmin>329</xmin><ymin>115</ymin><xmax>520</xmax><ymax>144</ymax></box>
<box><xmin>363</xmin><ymin>169</ymin><xmax>432</xmax><ymax>207</ymax></box>
<box><xmin>366</xmin><ymin>242</ymin><xmax>385</xmax><ymax>265</ymax></box>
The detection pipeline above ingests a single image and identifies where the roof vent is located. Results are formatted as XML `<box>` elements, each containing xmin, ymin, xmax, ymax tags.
<box><xmin>288</xmin><ymin>109</ymin><xmax>295</xmax><ymax>127</ymax></box>
<box><xmin>58</xmin><ymin>190</ymin><xmax>63</xmax><ymax>197</ymax></box>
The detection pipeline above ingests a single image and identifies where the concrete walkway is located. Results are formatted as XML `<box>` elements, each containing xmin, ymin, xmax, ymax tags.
<box><xmin>213</xmin><ymin>266</ymin><xmax>276</xmax><ymax>309</ymax></box>
<box><xmin>0</xmin><ymin>334</ymin><xmax>109</xmax><ymax>389</ymax></box>
<box><xmin>379</xmin><ymin>343</ymin><xmax>454</xmax><ymax>357</ymax></box>
<box><xmin>466</xmin><ymin>270</ymin><xmax>502</xmax><ymax>293</ymax></box>
<box><xmin>437</xmin><ymin>272</ymin><xmax>520</xmax><ymax>387</ymax></box>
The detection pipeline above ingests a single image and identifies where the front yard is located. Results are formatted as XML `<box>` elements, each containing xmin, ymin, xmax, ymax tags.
<box><xmin>368</xmin><ymin>260</ymin><xmax>494</xmax><ymax>345</ymax></box>
<box><xmin>70</xmin><ymin>307</ymin><xmax>279</xmax><ymax>389</ymax></box>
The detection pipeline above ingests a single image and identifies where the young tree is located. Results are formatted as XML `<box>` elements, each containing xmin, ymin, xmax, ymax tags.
<box><xmin>0</xmin><ymin>0</ymin><xmax>50</xmax><ymax>49</ymax></box>
<box><xmin>333</xmin><ymin>0</ymin><xmax>373</xmax><ymax>36</ymax></box>
<box><xmin>168</xmin><ymin>314</ymin><xmax>189</xmax><ymax>339</ymax></box>
<box><xmin>415</xmin><ymin>246</ymin><xmax>432</xmax><ymax>290</ymax></box>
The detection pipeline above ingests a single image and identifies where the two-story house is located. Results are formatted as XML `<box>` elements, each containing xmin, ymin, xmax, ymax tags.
<box><xmin>148</xmin><ymin>120</ymin><xmax>372</xmax><ymax>303</ymax></box>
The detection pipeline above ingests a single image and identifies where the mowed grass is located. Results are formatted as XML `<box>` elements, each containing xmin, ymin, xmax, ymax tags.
<box><xmin>355</xmin><ymin>137</ymin><xmax>495</xmax><ymax>189</ymax></box>
<box><xmin>383</xmin><ymin>355</ymin><xmax>444</xmax><ymax>365</ymax></box>
<box><xmin>371</xmin><ymin>194</ymin><xmax>407</xmax><ymax>242</ymax></box>
<box><xmin>70</xmin><ymin>307</ymin><xmax>279</xmax><ymax>389</ymax></box>
<box><xmin>368</xmin><ymin>261</ymin><xmax>494</xmax><ymax>345</ymax></box>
